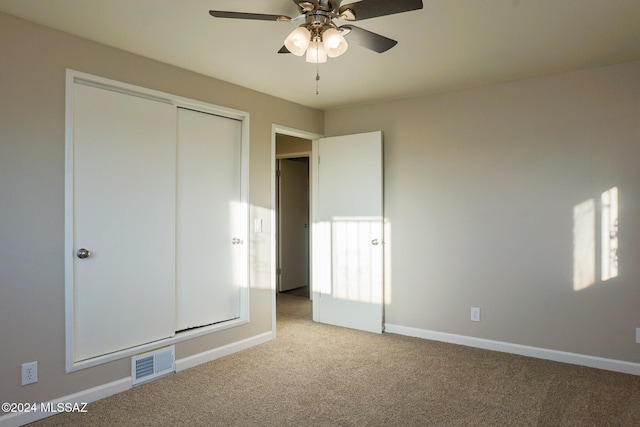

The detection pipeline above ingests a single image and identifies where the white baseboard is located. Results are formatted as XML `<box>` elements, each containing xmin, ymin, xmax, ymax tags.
<box><xmin>175</xmin><ymin>331</ymin><xmax>274</xmax><ymax>372</ymax></box>
<box><xmin>0</xmin><ymin>377</ymin><xmax>131</xmax><ymax>427</ymax></box>
<box><xmin>0</xmin><ymin>331</ymin><xmax>274</xmax><ymax>427</ymax></box>
<box><xmin>385</xmin><ymin>323</ymin><xmax>640</xmax><ymax>376</ymax></box>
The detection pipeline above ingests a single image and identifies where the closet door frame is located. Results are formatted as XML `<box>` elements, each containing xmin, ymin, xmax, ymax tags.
<box><xmin>64</xmin><ymin>70</ymin><xmax>250</xmax><ymax>372</ymax></box>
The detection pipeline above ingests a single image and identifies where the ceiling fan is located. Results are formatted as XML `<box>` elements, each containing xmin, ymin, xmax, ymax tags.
<box><xmin>209</xmin><ymin>0</ymin><xmax>424</xmax><ymax>63</ymax></box>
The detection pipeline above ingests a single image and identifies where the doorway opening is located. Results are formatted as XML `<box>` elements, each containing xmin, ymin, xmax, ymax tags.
<box><xmin>276</xmin><ymin>134</ymin><xmax>311</xmax><ymax>300</ymax></box>
<box><xmin>271</xmin><ymin>125</ymin><xmax>322</xmax><ymax>332</ymax></box>
<box><xmin>271</xmin><ymin>127</ymin><xmax>385</xmax><ymax>334</ymax></box>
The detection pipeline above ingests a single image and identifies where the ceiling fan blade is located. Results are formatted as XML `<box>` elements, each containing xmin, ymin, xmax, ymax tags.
<box><xmin>341</xmin><ymin>25</ymin><xmax>397</xmax><ymax>53</ymax></box>
<box><xmin>209</xmin><ymin>10</ymin><xmax>288</xmax><ymax>22</ymax></box>
<box><xmin>339</xmin><ymin>0</ymin><xmax>423</xmax><ymax>21</ymax></box>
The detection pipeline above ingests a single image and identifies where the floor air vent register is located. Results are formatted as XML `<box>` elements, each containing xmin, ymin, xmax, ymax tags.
<box><xmin>131</xmin><ymin>345</ymin><xmax>175</xmax><ymax>385</ymax></box>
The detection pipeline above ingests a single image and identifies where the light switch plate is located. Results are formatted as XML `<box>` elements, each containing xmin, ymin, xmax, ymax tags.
<box><xmin>254</xmin><ymin>218</ymin><xmax>262</xmax><ymax>233</ymax></box>
<box><xmin>470</xmin><ymin>307</ymin><xmax>481</xmax><ymax>322</ymax></box>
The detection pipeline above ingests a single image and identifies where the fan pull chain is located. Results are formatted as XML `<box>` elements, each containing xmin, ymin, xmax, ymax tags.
<box><xmin>315</xmin><ymin>45</ymin><xmax>320</xmax><ymax>95</ymax></box>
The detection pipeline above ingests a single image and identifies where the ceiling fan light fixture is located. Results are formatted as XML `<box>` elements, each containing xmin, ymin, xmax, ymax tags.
<box><xmin>322</xmin><ymin>28</ymin><xmax>348</xmax><ymax>58</ymax></box>
<box><xmin>306</xmin><ymin>40</ymin><xmax>328</xmax><ymax>64</ymax></box>
<box><xmin>284</xmin><ymin>26</ymin><xmax>311</xmax><ymax>56</ymax></box>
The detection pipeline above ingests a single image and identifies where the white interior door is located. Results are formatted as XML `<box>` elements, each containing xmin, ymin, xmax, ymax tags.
<box><xmin>176</xmin><ymin>108</ymin><xmax>242</xmax><ymax>331</ymax></box>
<box><xmin>71</xmin><ymin>83</ymin><xmax>176</xmax><ymax>361</ymax></box>
<box><xmin>312</xmin><ymin>131</ymin><xmax>384</xmax><ymax>333</ymax></box>
<box><xmin>278</xmin><ymin>158</ymin><xmax>310</xmax><ymax>292</ymax></box>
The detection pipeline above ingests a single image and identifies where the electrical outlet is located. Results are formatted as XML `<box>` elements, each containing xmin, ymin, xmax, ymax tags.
<box><xmin>636</xmin><ymin>328</ymin><xmax>640</xmax><ymax>344</ymax></box>
<box><xmin>470</xmin><ymin>307</ymin><xmax>481</xmax><ymax>322</ymax></box>
<box><xmin>21</xmin><ymin>361</ymin><xmax>38</xmax><ymax>385</ymax></box>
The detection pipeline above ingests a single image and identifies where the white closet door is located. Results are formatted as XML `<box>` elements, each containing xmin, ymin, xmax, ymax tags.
<box><xmin>176</xmin><ymin>108</ymin><xmax>242</xmax><ymax>331</ymax></box>
<box><xmin>72</xmin><ymin>83</ymin><xmax>176</xmax><ymax>361</ymax></box>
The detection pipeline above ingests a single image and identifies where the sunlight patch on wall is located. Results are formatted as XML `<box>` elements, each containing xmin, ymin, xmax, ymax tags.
<box><xmin>249</xmin><ymin>204</ymin><xmax>273</xmax><ymax>290</ymax></box>
<box><xmin>601</xmin><ymin>186</ymin><xmax>619</xmax><ymax>281</ymax></box>
<box><xmin>573</xmin><ymin>199</ymin><xmax>595</xmax><ymax>291</ymax></box>
<box><xmin>572</xmin><ymin>186</ymin><xmax>619</xmax><ymax>291</ymax></box>
<box><xmin>312</xmin><ymin>221</ymin><xmax>332</xmax><ymax>296</ymax></box>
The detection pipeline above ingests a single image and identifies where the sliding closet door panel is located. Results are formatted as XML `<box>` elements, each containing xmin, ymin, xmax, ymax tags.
<box><xmin>176</xmin><ymin>108</ymin><xmax>242</xmax><ymax>331</ymax></box>
<box><xmin>72</xmin><ymin>83</ymin><xmax>176</xmax><ymax>361</ymax></box>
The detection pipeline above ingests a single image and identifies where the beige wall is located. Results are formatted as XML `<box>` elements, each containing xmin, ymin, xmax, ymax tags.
<box><xmin>276</xmin><ymin>134</ymin><xmax>312</xmax><ymax>155</ymax></box>
<box><xmin>2</xmin><ymin>7</ymin><xmax>639</xmax><ymax>409</ymax></box>
<box><xmin>0</xmin><ymin>12</ymin><xmax>322</xmax><ymax>404</ymax></box>
<box><xmin>325</xmin><ymin>60</ymin><xmax>640</xmax><ymax>363</ymax></box>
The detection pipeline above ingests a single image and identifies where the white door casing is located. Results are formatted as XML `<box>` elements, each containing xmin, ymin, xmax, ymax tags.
<box><xmin>66</xmin><ymin>70</ymin><xmax>250</xmax><ymax>371</ymax></box>
<box><xmin>312</xmin><ymin>131</ymin><xmax>384</xmax><ymax>333</ymax></box>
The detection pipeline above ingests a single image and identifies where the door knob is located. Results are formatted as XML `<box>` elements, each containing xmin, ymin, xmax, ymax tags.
<box><xmin>76</xmin><ymin>248</ymin><xmax>91</xmax><ymax>259</ymax></box>
<box><xmin>232</xmin><ymin>238</ymin><xmax>242</xmax><ymax>245</ymax></box>
<box><xmin>371</xmin><ymin>239</ymin><xmax>379</xmax><ymax>246</ymax></box>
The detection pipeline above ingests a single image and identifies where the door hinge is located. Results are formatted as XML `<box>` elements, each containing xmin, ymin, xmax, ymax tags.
<box><xmin>276</xmin><ymin>268</ymin><xmax>282</xmax><ymax>275</ymax></box>
<box><xmin>276</xmin><ymin>169</ymin><xmax>281</xmax><ymax>178</ymax></box>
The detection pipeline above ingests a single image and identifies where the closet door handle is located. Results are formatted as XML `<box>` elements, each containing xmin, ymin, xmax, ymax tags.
<box><xmin>232</xmin><ymin>238</ymin><xmax>242</xmax><ymax>245</ymax></box>
<box><xmin>76</xmin><ymin>248</ymin><xmax>91</xmax><ymax>259</ymax></box>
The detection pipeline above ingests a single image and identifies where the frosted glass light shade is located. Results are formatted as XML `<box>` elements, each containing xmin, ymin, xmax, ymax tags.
<box><xmin>284</xmin><ymin>26</ymin><xmax>311</xmax><ymax>56</ymax></box>
<box><xmin>323</xmin><ymin>28</ymin><xmax>348</xmax><ymax>58</ymax></box>
<box><xmin>306</xmin><ymin>40</ymin><xmax>327</xmax><ymax>63</ymax></box>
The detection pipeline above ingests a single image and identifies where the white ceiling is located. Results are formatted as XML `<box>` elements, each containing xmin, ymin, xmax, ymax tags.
<box><xmin>1</xmin><ymin>0</ymin><xmax>639</xmax><ymax>110</ymax></box>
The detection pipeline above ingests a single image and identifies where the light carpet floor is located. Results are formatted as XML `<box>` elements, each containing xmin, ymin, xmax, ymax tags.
<box><xmin>30</xmin><ymin>293</ymin><xmax>640</xmax><ymax>426</ymax></box>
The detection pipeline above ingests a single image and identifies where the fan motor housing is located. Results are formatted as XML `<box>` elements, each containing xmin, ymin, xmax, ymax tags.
<box><xmin>304</xmin><ymin>0</ymin><xmax>342</xmax><ymax>13</ymax></box>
